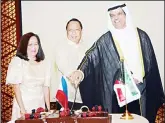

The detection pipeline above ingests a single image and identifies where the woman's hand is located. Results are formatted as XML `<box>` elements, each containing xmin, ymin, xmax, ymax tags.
<box><xmin>44</xmin><ymin>86</ymin><xmax>50</xmax><ymax>111</ymax></box>
<box><xmin>13</xmin><ymin>84</ymin><xmax>26</xmax><ymax>117</ymax></box>
<box><xmin>20</xmin><ymin>109</ymin><xmax>27</xmax><ymax>117</ymax></box>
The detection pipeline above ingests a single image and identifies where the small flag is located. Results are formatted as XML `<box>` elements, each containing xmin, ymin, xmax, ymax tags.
<box><xmin>114</xmin><ymin>61</ymin><xmax>141</xmax><ymax>107</ymax></box>
<box><xmin>56</xmin><ymin>76</ymin><xmax>69</xmax><ymax>109</ymax></box>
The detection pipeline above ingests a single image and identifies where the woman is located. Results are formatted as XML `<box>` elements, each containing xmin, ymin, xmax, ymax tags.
<box><xmin>6</xmin><ymin>32</ymin><xmax>51</xmax><ymax>122</ymax></box>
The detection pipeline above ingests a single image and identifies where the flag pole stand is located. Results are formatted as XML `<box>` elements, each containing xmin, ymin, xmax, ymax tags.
<box><xmin>120</xmin><ymin>105</ymin><xmax>134</xmax><ymax>120</ymax></box>
<box><xmin>120</xmin><ymin>59</ymin><xmax>134</xmax><ymax>120</ymax></box>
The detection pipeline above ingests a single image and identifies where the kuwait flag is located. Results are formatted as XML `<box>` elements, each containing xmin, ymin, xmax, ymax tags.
<box><xmin>114</xmin><ymin>61</ymin><xmax>141</xmax><ymax>107</ymax></box>
<box><xmin>56</xmin><ymin>76</ymin><xmax>69</xmax><ymax>110</ymax></box>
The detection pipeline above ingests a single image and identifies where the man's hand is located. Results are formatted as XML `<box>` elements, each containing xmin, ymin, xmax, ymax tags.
<box><xmin>68</xmin><ymin>70</ymin><xmax>84</xmax><ymax>87</ymax></box>
<box><xmin>133</xmin><ymin>78</ymin><xmax>141</xmax><ymax>84</ymax></box>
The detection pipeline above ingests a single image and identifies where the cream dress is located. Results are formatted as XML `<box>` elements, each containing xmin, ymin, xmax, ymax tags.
<box><xmin>6</xmin><ymin>56</ymin><xmax>51</xmax><ymax>122</ymax></box>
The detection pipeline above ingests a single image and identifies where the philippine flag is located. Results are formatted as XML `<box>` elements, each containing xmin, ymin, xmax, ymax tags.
<box><xmin>56</xmin><ymin>76</ymin><xmax>69</xmax><ymax>110</ymax></box>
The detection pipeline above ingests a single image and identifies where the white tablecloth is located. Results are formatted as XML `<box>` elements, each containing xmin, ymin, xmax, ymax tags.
<box><xmin>110</xmin><ymin>113</ymin><xmax>149</xmax><ymax>123</ymax></box>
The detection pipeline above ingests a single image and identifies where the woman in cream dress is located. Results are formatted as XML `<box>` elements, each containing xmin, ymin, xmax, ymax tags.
<box><xmin>6</xmin><ymin>32</ymin><xmax>51</xmax><ymax>122</ymax></box>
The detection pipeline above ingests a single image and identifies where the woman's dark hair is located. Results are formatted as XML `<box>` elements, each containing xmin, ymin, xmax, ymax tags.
<box><xmin>66</xmin><ymin>18</ymin><xmax>83</xmax><ymax>30</ymax></box>
<box><xmin>16</xmin><ymin>32</ymin><xmax>45</xmax><ymax>62</ymax></box>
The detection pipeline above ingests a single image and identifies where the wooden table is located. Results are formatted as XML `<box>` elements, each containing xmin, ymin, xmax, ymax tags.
<box><xmin>15</xmin><ymin>115</ymin><xmax>111</xmax><ymax>123</ymax></box>
<box><xmin>15</xmin><ymin>113</ymin><xmax>148</xmax><ymax>123</ymax></box>
<box><xmin>15</xmin><ymin>119</ymin><xmax>44</xmax><ymax>123</ymax></box>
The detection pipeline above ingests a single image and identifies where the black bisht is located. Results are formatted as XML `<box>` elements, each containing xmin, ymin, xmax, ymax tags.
<box><xmin>78</xmin><ymin>28</ymin><xmax>165</xmax><ymax>123</ymax></box>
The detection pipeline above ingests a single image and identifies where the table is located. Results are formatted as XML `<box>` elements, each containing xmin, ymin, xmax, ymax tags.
<box><xmin>15</xmin><ymin>119</ymin><xmax>43</xmax><ymax>123</ymax></box>
<box><xmin>15</xmin><ymin>113</ymin><xmax>149</xmax><ymax>123</ymax></box>
<box><xmin>110</xmin><ymin>113</ymin><xmax>149</xmax><ymax>123</ymax></box>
